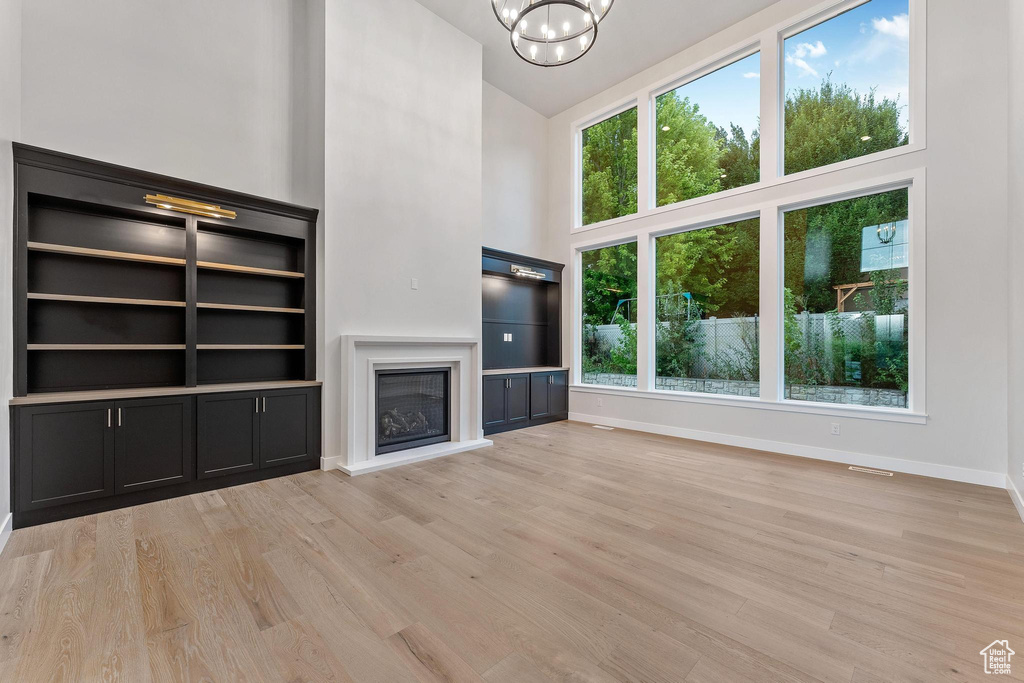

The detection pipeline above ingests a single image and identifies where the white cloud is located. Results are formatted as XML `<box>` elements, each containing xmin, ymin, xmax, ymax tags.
<box><xmin>791</xmin><ymin>40</ymin><xmax>828</xmax><ymax>59</ymax></box>
<box><xmin>785</xmin><ymin>55</ymin><xmax>818</xmax><ymax>78</ymax></box>
<box><xmin>742</xmin><ymin>72</ymin><xmax>760</xmax><ymax>79</ymax></box>
<box><xmin>873</xmin><ymin>13</ymin><xmax>910</xmax><ymax>41</ymax></box>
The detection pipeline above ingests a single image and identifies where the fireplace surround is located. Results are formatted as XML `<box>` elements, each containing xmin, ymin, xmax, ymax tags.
<box><xmin>332</xmin><ymin>335</ymin><xmax>491</xmax><ymax>475</ymax></box>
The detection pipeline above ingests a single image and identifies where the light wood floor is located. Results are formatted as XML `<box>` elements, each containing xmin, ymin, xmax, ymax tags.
<box><xmin>2</xmin><ymin>421</ymin><xmax>1023</xmax><ymax>682</ymax></box>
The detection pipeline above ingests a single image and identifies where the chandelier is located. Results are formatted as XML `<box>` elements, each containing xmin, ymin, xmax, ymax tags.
<box><xmin>492</xmin><ymin>0</ymin><xmax>615</xmax><ymax>67</ymax></box>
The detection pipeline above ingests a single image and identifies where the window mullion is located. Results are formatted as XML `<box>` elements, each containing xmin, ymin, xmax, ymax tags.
<box><xmin>759</xmin><ymin>205</ymin><xmax>781</xmax><ymax>402</ymax></box>
<box><xmin>759</xmin><ymin>28</ymin><xmax>781</xmax><ymax>183</ymax></box>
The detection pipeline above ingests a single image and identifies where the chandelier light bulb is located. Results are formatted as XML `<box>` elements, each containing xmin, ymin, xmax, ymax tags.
<box><xmin>510</xmin><ymin>8</ymin><xmax>518</xmax><ymax>21</ymax></box>
<box><xmin>563</xmin><ymin>21</ymin><xmax>570</xmax><ymax>36</ymax></box>
<box><xmin>502</xmin><ymin>7</ymin><xmax>510</xmax><ymax>22</ymax></box>
<box><xmin>520</xmin><ymin>20</ymin><xmax>527</xmax><ymax>32</ymax></box>
<box><xmin>530</xmin><ymin>44</ymin><xmax>538</xmax><ymax>59</ymax></box>
<box><xmin>556</xmin><ymin>45</ymin><xmax>564</xmax><ymax>61</ymax></box>
<box><xmin>580</xmin><ymin>35</ymin><xmax>588</xmax><ymax>49</ymax></box>
<box><xmin>584</xmin><ymin>13</ymin><xmax>591</xmax><ymax>26</ymax></box>
<box><xmin>548</xmin><ymin>29</ymin><xmax>556</xmax><ymax>39</ymax></box>
<box><xmin>540</xmin><ymin>23</ymin><xmax>548</xmax><ymax>36</ymax></box>
<box><xmin>592</xmin><ymin>11</ymin><xmax>599</xmax><ymax>23</ymax></box>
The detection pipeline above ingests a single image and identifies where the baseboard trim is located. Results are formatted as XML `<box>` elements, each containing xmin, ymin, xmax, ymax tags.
<box><xmin>569</xmin><ymin>412</ymin><xmax>1006</xmax><ymax>489</ymax></box>
<box><xmin>0</xmin><ymin>512</ymin><xmax>13</xmax><ymax>558</ymax></box>
<box><xmin>326</xmin><ymin>439</ymin><xmax>493</xmax><ymax>476</ymax></box>
<box><xmin>1008</xmin><ymin>475</ymin><xmax>1024</xmax><ymax>524</ymax></box>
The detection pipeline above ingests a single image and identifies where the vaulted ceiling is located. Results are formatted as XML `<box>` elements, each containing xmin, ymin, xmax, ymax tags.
<box><xmin>416</xmin><ymin>0</ymin><xmax>780</xmax><ymax>117</ymax></box>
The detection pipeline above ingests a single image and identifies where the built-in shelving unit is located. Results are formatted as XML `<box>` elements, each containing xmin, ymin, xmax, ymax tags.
<box><xmin>481</xmin><ymin>247</ymin><xmax>564</xmax><ymax>371</ymax></box>
<box><xmin>13</xmin><ymin>143</ymin><xmax>318</xmax><ymax>395</ymax></box>
<box><xmin>11</xmin><ymin>144</ymin><xmax>321</xmax><ymax>530</ymax></box>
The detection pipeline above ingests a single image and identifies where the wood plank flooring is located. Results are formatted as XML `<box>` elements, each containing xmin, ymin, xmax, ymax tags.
<box><xmin>2</xmin><ymin>420</ymin><xmax>1023</xmax><ymax>682</ymax></box>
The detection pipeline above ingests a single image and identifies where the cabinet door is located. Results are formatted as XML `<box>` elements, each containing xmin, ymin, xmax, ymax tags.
<box><xmin>483</xmin><ymin>376</ymin><xmax>509</xmax><ymax>427</ymax></box>
<box><xmin>507</xmin><ymin>375</ymin><xmax>530</xmax><ymax>424</ymax></box>
<box><xmin>530</xmin><ymin>373</ymin><xmax>551</xmax><ymax>419</ymax></box>
<box><xmin>259</xmin><ymin>389</ymin><xmax>313</xmax><ymax>468</ymax></box>
<box><xmin>17</xmin><ymin>402</ymin><xmax>114</xmax><ymax>510</ymax></box>
<box><xmin>197</xmin><ymin>392</ymin><xmax>260</xmax><ymax>479</ymax></box>
<box><xmin>114</xmin><ymin>396</ymin><xmax>192</xmax><ymax>493</ymax></box>
<box><xmin>549</xmin><ymin>371</ymin><xmax>568</xmax><ymax>416</ymax></box>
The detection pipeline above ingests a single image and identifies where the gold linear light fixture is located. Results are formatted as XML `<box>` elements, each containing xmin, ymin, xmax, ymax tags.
<box><xmin>511</xmin><ymin>264</ymin><xmax>547</xmax><ymax>280</ymax></box>
<box><xmin>144</xmin><ymin>194</ymin><xmax>237</xmax><ymax>219</ymax></box>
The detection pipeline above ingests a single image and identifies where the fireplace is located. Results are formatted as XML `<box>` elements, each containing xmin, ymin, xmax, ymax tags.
<box><xmin>375</xmin><ymin>368</ymin><xmax>451</xmax><ymax>455</ymax></box>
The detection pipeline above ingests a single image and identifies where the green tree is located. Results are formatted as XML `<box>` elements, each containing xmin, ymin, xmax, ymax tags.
<box><xmin>785</xmin><ymin>77</ymin><xmax>907</xmax><ymax>175</ymax></box>
<box><xmin>582</xmin><ymin>108</ymin><xmax>638</xmax><ymax>225</ymax></box>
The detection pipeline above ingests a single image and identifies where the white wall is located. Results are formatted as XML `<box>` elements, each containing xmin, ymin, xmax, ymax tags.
<box><xmin>0</xmin><ymin>0</ymin><xmax>22</xmax><ymax>549</ymax></box>
<box><xmin>20</xmin><ymin>0</ymin><xmax>314</xmax><ymax>204</ymax></box>
<box><xmin>547</xmin><ymin>0</ymin><xmax>1011</xmax><ymax>484</ymax></box>
<box><xmin>482</xmin><ymin>81</ymin><xmax>551</xmax><ymax>258</ymax></box>
<box><xmin>1008</xmin><ymin>0</ymin><xmax>1024</xmax><ymax>516</ymax></box>
<box><xmin>322</xmin><ymin>0</ymin><xmax>483</xmax><ymax>465</ymax></box>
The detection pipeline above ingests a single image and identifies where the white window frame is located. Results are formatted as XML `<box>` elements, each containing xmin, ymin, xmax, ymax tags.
<box><xmin>570</xmin><ymin>0</ymin><xmax>927</xmax><ymax>235</ymax></box>
<box><xmin>573</xmin><ymin>97</ymin><xmax>640</xmax><ymax>231</ymax></box>
<box><xmin>778</xmin><ymin>0</ymin><xmax>926</xmax><ymax>180</ymax></box>
<box><xmin>572</xmin><ymin>167</ymin><xmax>927</xmax><ymax>425</ymax></box>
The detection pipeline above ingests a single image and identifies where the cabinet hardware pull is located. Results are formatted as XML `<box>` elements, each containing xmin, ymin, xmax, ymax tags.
<box><xmin>108</xmin><ymin>408</ymin><xmax>111</xmax><ymax>427</ymax></box>
<box><xmin>255</xmin><ymin>397</ymin><xmax>258</xmax><ymax>413</ymax></box>
<box><xmin>118</xmin><ymin>408</ymin><xmax>122</xmax><ymax>427</ymax></box>
<box><xmin>263</xmin><ymin>397</ymin><xmax>266</xmax><ymax>413</ymax></box>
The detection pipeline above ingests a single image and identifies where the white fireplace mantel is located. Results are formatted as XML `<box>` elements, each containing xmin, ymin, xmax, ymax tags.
<box><xmin>326</xmin><ymin>335</ymin><xmax>491</xmax><ymax>475</ymax></box>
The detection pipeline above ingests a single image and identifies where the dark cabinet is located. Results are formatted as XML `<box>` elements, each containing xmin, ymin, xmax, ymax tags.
<box><xmin>482</xmin><ymin>374</ymin><xmax>530</xmax><ymax>432</ymax></box>
<box><xmin>530</xmin><ymin>371</ymin><xmax>568</xmax><ymax>420</ymax></box>
<box><xmin>198</xmin><ymin>388</ymin><xmax>317</xmax><ymax>479</ymax></box>
<box><xmin>507</xmin><ymin>375</ymin><xmax>530</xmax><ymax>424</ymax></box>
<box><xmin>16</xmin><ymin>402</ymin><xmax>115</xmax><ymax>510</ymax></box>
<box><xmin>549</xmin><ymin>371</ymin><xmax>568</xmax><ymax>416</ymax></box>
<box><xmin>197</xmin><ymin>391</ymin><xmax>261</xmax><ymax>479</ymax></box>
<box><xmin>260</xmin><ymin>389</ymin><xmax>315</xmax><ymax>467</ymax></box>
<box><xmin>483</xmin><ymin>376</ymin><xmax>509</xmax><ymax>428</ymax></box>
<box><xmin>114</xmin><ymin>396</ymin><xmax>192</xmax><ymax>493</ymax></box>
<box><xmin>484</xmin><ymin>370</ymin><xmax>568</xmax><ymax>435</ymax></box>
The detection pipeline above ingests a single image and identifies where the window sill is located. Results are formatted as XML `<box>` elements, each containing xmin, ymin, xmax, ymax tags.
<box><xmin>569</xmin><ymin>383</ymin><xmax>927</xmax><ymax>424</ymax></box>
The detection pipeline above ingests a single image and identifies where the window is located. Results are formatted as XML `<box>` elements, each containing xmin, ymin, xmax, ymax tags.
<box><xmin>655</xmin><ymin>219</ymin><xmax>760</xmax><ymax>396</ymax></box>
<box><xmin>655</xmin><ymin>52</ymin><xmax>760</xmax><ymax>207</ymax></box>
<box><xmin>784</xmin><ymin>0</ymin><xmax>910</xmax><ymax>175</ymax></box>
<box><xmin>581</xmin><ymin>107</ymin><xmax>638</xmax><ymax>226</ymax></box>
<box><xmin>783</xmin><ymin>188</ymin><xmax>909</xmax><ymax>407</ymax></box>
<box><xmin>581</xmin><ymin>242</ymin><xmax>638</xmax><ymax>386</ymax></box>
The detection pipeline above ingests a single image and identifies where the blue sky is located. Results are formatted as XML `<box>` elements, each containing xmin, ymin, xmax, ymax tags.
<box><xmin>660</xmin><ymin>0</ymin><xmax>910</xmax><ymax>141</ymax></box>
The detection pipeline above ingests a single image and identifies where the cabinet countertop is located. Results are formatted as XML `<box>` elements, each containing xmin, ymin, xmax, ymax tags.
<box><xmin>10</xmin><ymin>380</ymin><xmax>323</xmax><ymax>406</ymax></box>
<box><xmin>482</xmin><ymin>367</ymin><xmax>569</xmax><ymax>376</ymax></box>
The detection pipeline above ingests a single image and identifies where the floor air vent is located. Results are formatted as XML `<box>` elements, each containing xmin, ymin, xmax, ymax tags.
<box><xmin>848</xmin><ymin>466</ymin><xmax>894</xmax><ymax>477</ymax></box>
<box><xmin>592</xmin><ymin>425</ymin><xmax>614</xmax><ymax>431</ymax></box>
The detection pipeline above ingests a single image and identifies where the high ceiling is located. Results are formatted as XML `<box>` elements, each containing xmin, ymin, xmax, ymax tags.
<box><xmin>416</xmin><ymin>0</ymin><xmax>780</xmax><ymax>117</ymax></box>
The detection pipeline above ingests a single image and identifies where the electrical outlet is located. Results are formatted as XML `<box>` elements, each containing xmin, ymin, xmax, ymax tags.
<box><xmin>597</xmin><ymin>397</ymin><xmax>604</xmax><ymax>407</ymax></box>
<box><xmin>410</xmin><ymin>278</ymin><xmax>419</xmax><ymax>290</ymax></box>
<box><xmin>830</xmin><ymin>423</ymin><xmax>841</xmax><ymax>436</ymax></box>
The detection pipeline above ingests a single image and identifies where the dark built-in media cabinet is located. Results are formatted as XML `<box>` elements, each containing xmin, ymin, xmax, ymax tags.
<box><xmin>481</xmin><ymin>248</ymin><xmax>568</xmax><ymax>435</ymax></box>
<box><xmin>10</xmin><ymin>144</ymin><xmax>321</xmax><ymax>528</ymax></box>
